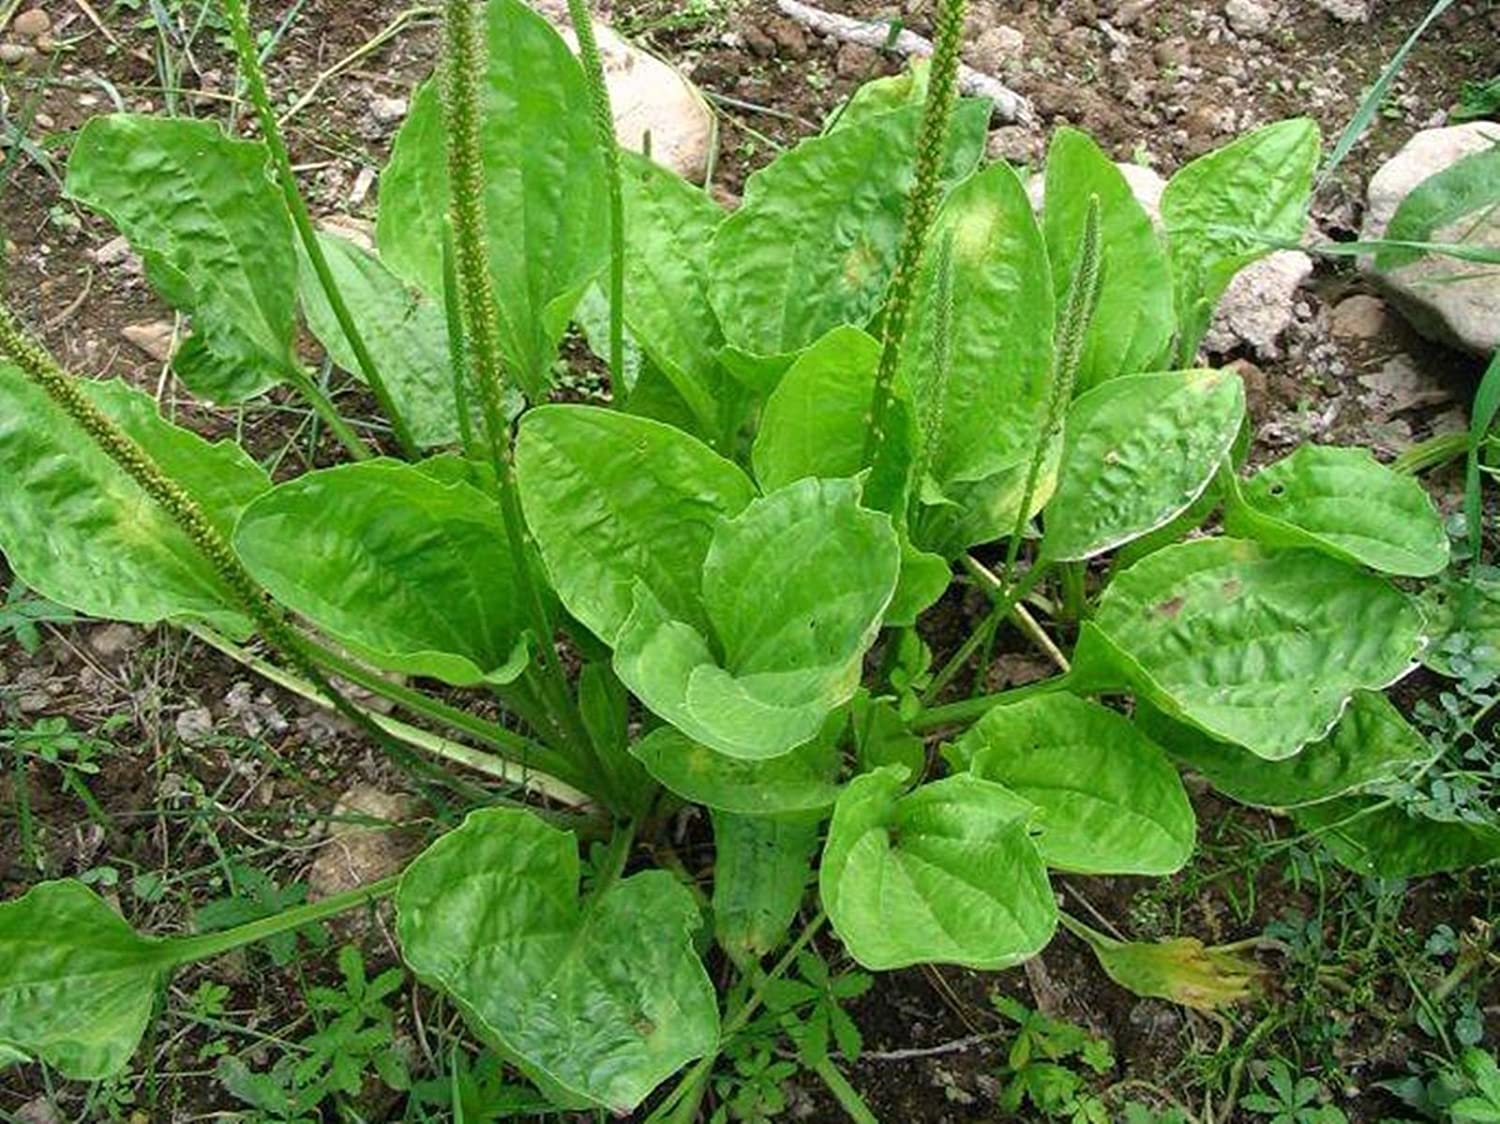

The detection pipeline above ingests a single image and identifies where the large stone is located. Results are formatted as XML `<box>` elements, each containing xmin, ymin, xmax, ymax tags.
<box><xmin>1224</xmin><ymin>0</ymin><xmax>1272</xmax><ymax>36</ymax></box>
<box><xmin>307</xmin><ymin>784</ymin><xmax>425</xmax><ymax>900</ymax></box>
<box><xmin>1361</xmin><ymin>122</ymin><xmax>1500</xmax><ymax>355</ymax></box>
<box><xmin>1202</xmin><ymin>250</ymin><xmax>1315</xmax><ymax>358</ymax></box>
<box><xmin>558</xmin><ymin>22</ymin><xmax>714</xmax><ymax>183</ymax></box>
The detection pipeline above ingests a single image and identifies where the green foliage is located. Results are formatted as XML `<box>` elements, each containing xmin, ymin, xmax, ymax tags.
<box><xmin>0</xmin><ymin>4</ymin><xmax>1478</xmax><ymax>1115</ymax></box>
<box><xmin>65</xmin><ymin>115</ymin><xmax>299</xmax><ymax>401</ymax></box>
<box><xmin>1240</xmin><ymin>1059</ymin><xmax>1348</xmax><ymax>1123</ymax></box>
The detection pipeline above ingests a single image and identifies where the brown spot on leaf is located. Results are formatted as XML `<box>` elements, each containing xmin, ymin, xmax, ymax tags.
<box><xmin>1155</xmin><ymin>596</ymin><xmax>1186</xmax><ymax>618</ymax></box>
<box><xmin>1222</xmin><ymin>578</ymin><xmax>1242</xmax><ymax>598</ymax></box>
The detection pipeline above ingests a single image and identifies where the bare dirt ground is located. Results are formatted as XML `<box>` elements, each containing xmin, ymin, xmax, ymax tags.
<box><xmin>0</xmin><ymin>0</ymin><xmax>1497</xmax><ymax>1120</ymax></box>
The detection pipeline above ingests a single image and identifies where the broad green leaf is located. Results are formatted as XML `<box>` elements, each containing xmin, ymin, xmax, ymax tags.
<box><xmin>851</xmin><ymin>693</ymin><xmax>926</xmax><ymax>777</ymax></box>
<box><xmin>1137</xmin><ymin>690</ymin><xmax>1432</xmax><ymax>808</ymax></box>
<box><xmin>1377</xmin><ymin>142</ymin><xmax>1500</xmax><ymax>270</ymax></box>
<box><xmin>827</xmin><ymin>62</ymin><xmax>930</xmax><ymax>130</ymax></box>
<box><xmin>615</xmin><ymin>478</ymin><xmax>900</xmax><ymax>759</ymax></box>
<box><xmin>1419</xmin><ymin>569</ymin><xmax>1500</xmax><ymax>679</ymax></box>
<box><xmin>820</xmin><ymin>768</ymin><xmax>1056</xmax><ymax>970</ymax></box>
<box><xmin>0</xmin><ymin>880</ymin><xmax>172</xmax><ymax>1080</ymax></box>
<box><xmin>1226</xmin><ymin>445</ymin><xmax>1450</xmax><ymax>577</ymax></box>
<box><xmin>751</xmin><ymin>326</ymin><xmax>945</xmax><ymax>623</ymax></box>
<box><xmin>1161</xmin><ymin>118</ymin><xmax>1320</xmax><ymax>360</ymax></box>
<box><xmin>956</xmin><ymin>695</ymin><xmax>1195</xmax><ymax>875</ymax></box>
<box><xmin>515</xmin><ymin>405</ymin><xmax>757</xmax><ymax>644</ymax></box>
<box><xmin>712</xmin><ymin>810</ymin><xmax>821</xmax><ymax>968</ymax></box>
<box><xmin>296</xmin><ymin>232</ymin><xmax>472</xmax><ymax>449</ymax></box>
<box><xmin>902</xmin><ymin>162</ymin><xmax>1055</xmax><ymax>492</ymax></box>
<box><xmin>396</xmin><ymin>808</ymin><xmax>718</xmax><ymax>1113</ymax></box>
<box><xmin>1043</xmin><ymin>128</ymin><xmax>1175</xmax><ymax>389</ymax></box>
<box><xmin>1293</xmin><ymin>799</ymin><xmax>1500</xmax><ymax>877</ymax></box>
<box><xmin>707</xmin><ymin>100</ymin><xmax>988</xmax><ymax>367</ymax></box>
<box><xmin>376</xmin><ymin>0</ymin><xmax>607</xmax><ymax>400</ymax></box>
<box><xmin>618</xmin><ymin>151</ymin><xmax>730</xmax><ymax>435</ymax></box>
<box><xmin>1075</xmin><ymin>539</ymin><xmax>1423</xmax><ymax>759</ymax></box>
<box><xmin>1040</xmin><ymin>369</ymin><xmax>1244</xmax><ymax>562</ymax></box>
<box><xmin>628</xmin><ymin>725</ymin><xmax>842</xmax><ymax>814</ymax></box>
<box><xmin>0</xmin><ymin>369</ymin><xmax>269</xmax><ymax>635</ymax></box>
<box><xmin>912</xmin><ymin>447</ymin><xmax>1061</xmax><ymax>557</ymax></box>
<box><xmin>65</xmin><ymin>115</ymin><xmax>297</xmax><ymax>401</ymax></box>
<box><xmin>234</xmin><ymin>460</ymin><xmax>530</xmax><ymax>686</ymax></box>
<box><xmin>751</xmin><ymin>326</ymin><xmax>883</xmax><ymax>494</ymax></box>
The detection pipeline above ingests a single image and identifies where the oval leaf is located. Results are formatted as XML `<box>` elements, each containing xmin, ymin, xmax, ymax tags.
<box><xmin>1041</xmin><ymin>369</ymin><xmax>1244</xmax><ymax>562</ymax></box>
<box><xmin>66</xmin><ymin>115</ymin><xmax>297</xmax><ymax>401</ymax></box>
<box><xmin>234</xmin><ymin>460</ymin><xmax>530</xmax><ymax>686</ymax></box>
<box><xmin>0</xmin><ymin>881</ymin><xmax>171</xmax><ymax>1080</ymax></box>
<box><xmin>1161</xmin><ymin>118</ymin><xmax>1320</xmax><ymax>360</ymax></box>
<box><xmin>902</xmin><ymin>162</ymin><xmax>1055</xmax><ymax>492</ymax></box>
<box><xmin>712</xmin><ymin>810</ymin><xmax>822</xmax><ymax>968</ymax></box>
<box><xmin>1292</xmin><ymin>799</ymin><xmax>1500</xmax><ymax>878</ymax></box>
<box><xmin>957</xmin><ymin>695</ymin><xmax>1196</xmax><ymax>875</ymax></box>
<box><xmin>618</xmin><ymin>151</ymin><xmax>731</xmax><ymax>434</ymax></box>
<box><xmin>0</xmin><ymin>370</ymin><xmax>269</xmax><ymax>635</ymax></box>
<box><xmin>708</xmin><ymin>101</ymin><xmax>987</xmax><ymax>367</ymax></box>
<box><xmin>1138</xmin><ymin>690</ymin><xmax>1433</xmax><ymax>809</ymax></box>
<box><xmin>1227</xmin><ymin>444</ymin><xmax>1450</xmax><ymax>577</ymax></box>
<box><xmin>397</xmin><ymin>808</ymin><xmax>718</xmax><ymax>1113</ymax></box>
<box><xmin>1043</xmin><ymin>127</ymin><xmax>1174</xmax><ymax>389</ymax></box>
<box><xmin>820</xmin><ymin>768</ymin><xmax>1057</xmax><ymax>970</ymax></box>
<box><xmin>297</xmin><ymin>232</ymin><xmax>475</xmax><ymax>449</ymax></box>
<box><xmin>615</xmin><ymin>478</ymin><xmax>900</xmax><ymax>759</ymax></box>
<box><xmin>628</xmin><ymin>725</ymin><xmax>842</xmax><ymax>814</ymax></box>
<box><xmin>377</xmin><ymin>0</ymin><xmax>607</xmax><ymax>399</ymax></box>
<box><xmin>516</xmin><ymin>405</ymin><xmax>757</xmax><ymax>645</ymax></box>
<box><xmin>1075</xmin><ymin>539</ymin><xmax>1423</xmax><ymax>759</ymax></box>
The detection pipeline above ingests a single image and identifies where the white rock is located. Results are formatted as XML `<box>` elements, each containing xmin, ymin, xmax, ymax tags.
<box><xmin>121</xmin><ymin>320</ymin><xmax>177</xmax><ymax>362</ymax></box>
<box><xmin>369</xmin><ymin>94</ymin><xmax>408</xmax><ymax>125</ymax></box>
<box><xmin>175</xmin><ymin>706</ymin><xmax>214</xmax><ymax>746</ymax></box>
<box><xmin>1361</xmin><ymin>122</ymin><xmax>1500</xmax><ymax>355</ymax></box>
<box><xmin>558</xmin><ymin>23</ymin><xmax>713</xmax><ymax>182</ymax></box>
<box><xmin>1117</xmin><ymin>162</ymin><xmax>1166</xmax><ymax>222</ymax></box>
<box><xmin>1203</xmin><ymin>249</ymin><xmax>1314</xmax><ymax>358</ymax></box>
<box><xmin>1224</xmin><ymin>0</ymin><xmax>1273</xmax><ymax>36</ymax></box>
<box><xmin>307</xmin><ymin>784</ymin><xmax>424</xmax><ymax>901</ymax></box>
<box><xmin>0</xmin><ymin>42</ymin><xmax>34</xmax><ymax>65</ymax></box>
<box><xmin>1312</xmin><ymin>0</ymin><xmax>1368</xmax><ymax>21</ymax></box>
<box><xmin>967</xmin><ymin>25</ymin><xmax>1024</xmax><ymax>73</ymax></box>
<box><xmin>91</xmin><ymin>234</ymin><xmax>133</xmax><ymax>266</ymax></box>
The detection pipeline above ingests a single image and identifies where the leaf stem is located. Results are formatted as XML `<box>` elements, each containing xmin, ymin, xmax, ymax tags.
<box><xmin>564</xmin><ymin>0</ymin><xmax>625</xmax><ymax>386</ymax></box>
<box><xmin>222</xmin><ymin>0</ymin><xmax>421</xmax><ymax>460</ymax></box>
<box><xmin>280</xmin><ymin>362</ymin><xmax>374</xmax><ymax>462</ymax></box>
<box><xmin>810</xmin><ymin>1056</ymin><xmax>881</xmax><ymax>1124</ymax></box>
<box><xmin>441</xmin><ymin>0</ymin><xmax>611</xmax><ymax>803</ymax></box>
<box><xmin>862</xmin><ymin>0</ymin><xmax>966</xmax><ymax>469</ymax></box>
<box><xmin>923</xmin><ymin>562</ymin><xmax>1049</xmax><ymax>702</ymax></box>
<box><xmin>909</xmin><ymin>671</ymin><xmax>1073</xmax><ymax>732</ymax></box>
<box><xmin>647</xmin><ymin>911</ymin><xmax>830</xmax><ymax>1123</ymax></box>
<box><xmin>168</xmin><ymin>874</ymin><xmax>400</xmax><ymax>966</ymax></box>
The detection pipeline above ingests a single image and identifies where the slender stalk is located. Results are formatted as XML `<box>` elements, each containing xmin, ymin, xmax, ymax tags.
<box><xmin>441</xmin><ymin>0</ymin><xmax>610</xmax><ymax>799</ymax></box>
<box><xmin>222</xmin><ymin>0</ymin><xmax>421</xmax><ymax>460</ymax></box>
<box><xmin>565</xmin><ymin>0</ymin><xmax>625</xmax><ymax>385</ymax></box>
<box><xmin>440</xmin><ymin>221</ymin><xmax>481</xmax><ymax>463</ymax></box>
<box><xmin>923</xmin><ymin>562</ymin><xmax>1050</xmax><ymax>702</ymax></box>
<box><xmin>963</xmin><ymin>556</ymin><xmax>1069</xmax><ymax>672</ymax></box>
<box><xmin>863</xmin><ymin>0</ymin><xmax>966</xmax><ymax>469</ymax></box>
<box><xmin>186</xmin><ymin>623</ymin><xmax>592</xmax><ymax>800</ymax></box>
<box><xmin>0</xmin><ymin>305</ymin><xmax>472</xmax><ymax>811</ymax></box>
<box><xmin>999</xmin><ymin>195</ymin><xmax>1103</xmax><ymax>590</ymax></box>
<box><xmin>909</xmin><ymin>672</ymin><xmax>1073</xmax><ymax>732</ymax></box>
<box><xmin>280</xmin><ymin>363</ymin><xmax>373</xmax><ymax>462</ymax></box>
<box><xmin>811</xmin><ymin>1056</ymin><xmax>881</xmax><ymax>1124</ymax></box>
<box><xmin>170</xmin><ymin>875</ymin><xmax>399</xmax><ymax>965</ymax></box>
<box><xmin>647</xmin><ymin>912</ymin><xmax>830</xmax><ymax>1123</ymax></box>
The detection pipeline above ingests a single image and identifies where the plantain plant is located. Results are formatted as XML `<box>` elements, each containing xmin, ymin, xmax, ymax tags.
<box><xmin>0</xmin><ymin>0</ymin><xmax>1486</xmax><ymax>1115</ymax></box>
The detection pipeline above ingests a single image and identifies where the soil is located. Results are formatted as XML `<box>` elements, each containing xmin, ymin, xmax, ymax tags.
<box><xmin>0</xmin><ymin>0</ymin><xmax>1497</xmax><ymax>1120</ymax></box>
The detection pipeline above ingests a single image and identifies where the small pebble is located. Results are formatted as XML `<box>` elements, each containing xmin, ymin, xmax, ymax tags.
<box><xmin>11</xmin><ymin>8</ymin><xmax>51</xmax><ymax>38</ymax></box>
<box><xmin>0</xmin><ymin>41</ymin><xmax>33</xmax><ymax>65</ymax></box>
